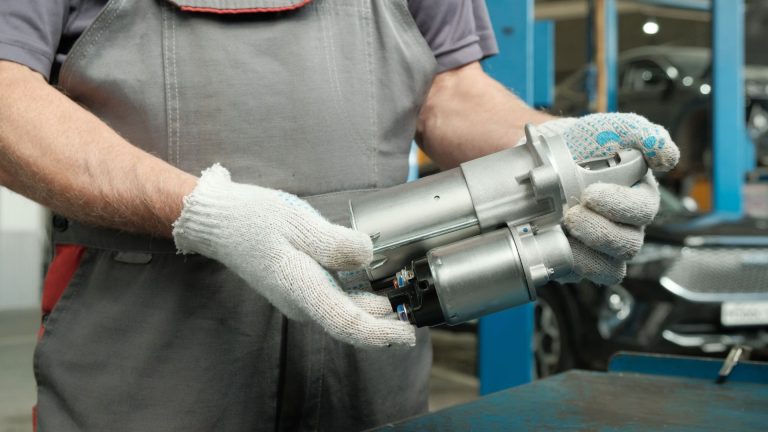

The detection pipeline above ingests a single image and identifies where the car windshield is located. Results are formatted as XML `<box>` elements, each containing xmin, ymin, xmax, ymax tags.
<box><xmin>670</xmin><ymin>50</ymin><xmax>710</xmax><ymax>78</ymax></box>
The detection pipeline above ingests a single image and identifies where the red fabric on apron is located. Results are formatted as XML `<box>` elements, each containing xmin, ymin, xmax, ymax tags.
<box><xmin>38</xmin><ymin>245</ymin><xmax>86</xmax><ymax>338</ymax></box>
<box><xmin>34</xmin><ymin>245</ymin><xmax>86</xmax><ymax>430</ymax></box>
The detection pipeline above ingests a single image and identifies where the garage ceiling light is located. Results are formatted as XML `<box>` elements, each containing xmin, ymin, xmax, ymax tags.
<box><xmin>643</xmin><ymin>18</ymin><xmax>660</xmax><ymax>35</ymax></box>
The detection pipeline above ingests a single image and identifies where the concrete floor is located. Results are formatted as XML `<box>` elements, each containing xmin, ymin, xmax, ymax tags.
<box><xmin>0</xmin><ymin>309</ymin><xmax>477</xmax><ymax>430</ymax></box>
<box><xmin>429</xmin><ymin>329</ymin><xmax>479</xmax><ymax>411</ymax></box>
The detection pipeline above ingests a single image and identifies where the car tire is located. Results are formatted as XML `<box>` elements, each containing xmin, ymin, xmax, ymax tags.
<box><xmin>534</xmin><ymin>284</ymin><xmax>578</xmax><ymax>378</ymax></box>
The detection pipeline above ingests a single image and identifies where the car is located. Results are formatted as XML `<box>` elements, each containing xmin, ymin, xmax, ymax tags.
<box><xmin>534</xmin><ymin>186</ymin><xmax>768</xmax><ymax>377</ymax></box>
<box><xmin>552</xmin><ymin>46</ymin><xmax>768</xmax><ymax>176</ymax></box>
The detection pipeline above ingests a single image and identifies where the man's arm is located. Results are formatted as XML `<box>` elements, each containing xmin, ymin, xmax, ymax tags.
<box><xmin>0</xmin><ymin>60</ymin><xmax>197</xmax><ymax>237</ymax></box>
<box><xmin>0</xmin><ymin>60</ymin><xmax>413</xmax><ymax>346</ymax></box>
<box><xmin>417</xmin><ymin>61</ymin><xmax>554</xmax><ymax>168</ymax></box>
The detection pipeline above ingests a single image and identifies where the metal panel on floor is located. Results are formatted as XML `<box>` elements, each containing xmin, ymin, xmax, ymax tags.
<box><xmin>375</xmin><ymin>354</ymin><xmax>768</xmax><ymax>431</ymax></box>
<box><xmin>609</xmin><ymin>352</ymin><xmax>768</xmax><ymax>384</ymax></box>
<box><xmin>479</xmin><ymin>0</ymin><xmax>535</xmax><ymax>394</ymax></box>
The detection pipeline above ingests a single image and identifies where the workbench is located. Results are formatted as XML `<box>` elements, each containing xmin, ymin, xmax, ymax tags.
<box><xmin>375</xmin><ymin>353</ymin><xmax>768</xmax><ymax>431</ymax></box>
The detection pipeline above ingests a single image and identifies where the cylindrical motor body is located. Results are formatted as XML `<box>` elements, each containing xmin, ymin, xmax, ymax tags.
<box><xmin>349</xmin><ymin>138</ymin><xmax>558</xmax><ymax>281</ymax></box>
<box><xmin>349</xmin><ymin>168</ymin><xmax>480</xmax><ymax>281</ymax></box>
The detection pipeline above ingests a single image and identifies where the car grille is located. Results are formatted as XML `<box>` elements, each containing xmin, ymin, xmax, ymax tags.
<box><xmin>661</xmin><ymin>247</ymin><xmax>768</xmax><ymax>301</ymax></box>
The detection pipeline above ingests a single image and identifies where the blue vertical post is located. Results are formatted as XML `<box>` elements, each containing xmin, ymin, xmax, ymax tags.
<box><xmin>604</xmin><ymin>0</ymin><xmax>618</xmax><ymax>112</ymax></box>
<box><xmin>712</xmin><ymin>0</ymin><xmax>745</xmax><ymax>215</ymax></box>
<box><xmin>533</xmin><ymin>20</ymin><xmax>555</xmax><ymax>109</ymax></box>
<box><xmin>479</xmin><ymin>0</ymin><xmax>535</xmax><ymax>394</ymax></box>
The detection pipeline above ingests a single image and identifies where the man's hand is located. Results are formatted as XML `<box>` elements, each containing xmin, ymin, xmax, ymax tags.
<box><xmin>172</xmin><ymin>164</ymin><xmax>415</xmax><ymax>347</ymax></box>
<box><xmin>535</xmin><ymin>113</ymin><xmax>680</xmax><ymax>285</ymax></box>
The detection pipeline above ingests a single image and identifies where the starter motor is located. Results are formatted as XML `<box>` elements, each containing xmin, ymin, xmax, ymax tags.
<box><xmin>348</xmin><ymin>125</ymin><xmax>648</xmax><ymax>327</ymax></box>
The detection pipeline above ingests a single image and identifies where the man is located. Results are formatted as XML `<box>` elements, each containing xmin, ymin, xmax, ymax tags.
<box><xmin>0</xmin><ymin>0</ymin><xmax>678</xmax><ymax>430</ymax></box>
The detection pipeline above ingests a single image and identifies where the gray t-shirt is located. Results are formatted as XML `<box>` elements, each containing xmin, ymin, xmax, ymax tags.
<box><xmin>0</xmin><ymin>0</ymin><xmax>498</xmax><ymax>82</ymax></box>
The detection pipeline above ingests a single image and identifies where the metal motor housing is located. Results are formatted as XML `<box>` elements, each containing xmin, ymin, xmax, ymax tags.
<box><xmin>349</xmin><ymin>125</ymin><xmax>647</xmax><ymax>326</ymax></box>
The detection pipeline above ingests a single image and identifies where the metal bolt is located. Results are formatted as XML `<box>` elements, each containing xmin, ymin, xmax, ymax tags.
<box><xmin>396</xmin><ymin>304</ymin><xmax>411</xmax><ymax>323</ymax></box>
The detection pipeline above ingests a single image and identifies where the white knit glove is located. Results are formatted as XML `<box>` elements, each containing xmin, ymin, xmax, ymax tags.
<box><xmin>172</xmin><ymin>164</ymin><xmax>414</xmax><ymax>347</ymax></box>
<box><xmin>533</xmin><ymin>113</ymin><xmax>680</xmax><ymax>285</ymax></box>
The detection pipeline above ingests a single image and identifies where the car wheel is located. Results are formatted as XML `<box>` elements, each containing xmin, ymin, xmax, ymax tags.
<box><xmin>534</xmin><ymin>286</ymin><xmax>577</xmax><ymax>378</ymax></box>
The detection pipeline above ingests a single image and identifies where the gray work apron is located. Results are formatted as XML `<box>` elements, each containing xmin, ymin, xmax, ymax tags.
<box><xmin>34</xmin><ymin>0</ymin><xmax>437</xmax><ymax>430</ymax></box>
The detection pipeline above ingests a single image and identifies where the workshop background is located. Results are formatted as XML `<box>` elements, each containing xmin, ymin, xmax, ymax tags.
<box><xmin>2</xmin><ymin>0</ymin><xmax>768</xmax><ymax>431</ymax></box>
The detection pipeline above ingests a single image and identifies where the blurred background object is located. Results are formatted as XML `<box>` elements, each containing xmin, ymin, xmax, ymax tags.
<box><xmin>430</xmin><ymin>0</ymin><xmax>768</xmax><ymax>406</ymax></box>
<box><xmin>4</xmin><ymin>0</ymin><xmax>768</xmax><ymax>427</ymax></box>
<box><xmin>0</xmin><ymin>188</ymin><xmax>46</xmax><ymax>431</ymax></box>
<box><xmin>0</xmin><ymin>188</ymin><xmax>47</xmax><ymax>310</ymax></box>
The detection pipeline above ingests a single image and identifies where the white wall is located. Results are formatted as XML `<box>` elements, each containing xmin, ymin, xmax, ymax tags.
<box><xmin>0</xmin><ymin>188</ymin><xmax>47</xmax><ymax>310</ymax></box>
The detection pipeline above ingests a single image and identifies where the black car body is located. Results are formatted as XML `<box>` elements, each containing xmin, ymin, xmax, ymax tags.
<box><xmin>535</xmin><ymin>189</ymin><xmax>768</xmax><ymax>376</ymax></box>
<box><xmin>552</xmin><ymin>46</ymin><xmax>768</xmax><ymax>173</ymax></box>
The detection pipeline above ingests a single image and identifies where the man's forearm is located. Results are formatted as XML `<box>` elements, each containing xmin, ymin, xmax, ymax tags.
<box><xmin>0</xmin><ymin>61</ymin><xmax>197</xmax><ymax>237</ymax></box>
<box><xmin>417</xmin><ymin>62</ymin><xmax>555</xmax><ymax>169</ymax></box>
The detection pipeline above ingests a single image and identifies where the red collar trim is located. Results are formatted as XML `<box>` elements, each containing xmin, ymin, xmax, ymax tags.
<box><xmin>179</xmin><ymin>0</ymin><xmax>313</xmax><ymax>14</ymax></box>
